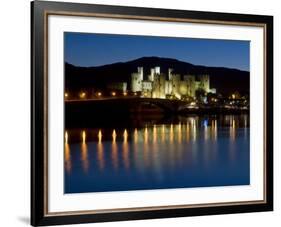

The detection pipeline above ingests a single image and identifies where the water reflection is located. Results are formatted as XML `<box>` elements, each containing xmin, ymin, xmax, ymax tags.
<box><xmin>98</xmin><ymin>130</ymin><xmax>102</xmax><ymax>143</ymax></box>
<box><xmin>97</xmin><ymin>141</ymin><xmax>104</xmax><ymax>171</ymax></box>
<box><xmin>112</xmin><ymin>129</ymin><xmax>116</xmax><ymax>143</ymax></box>
<box><xmin>144</xmin><ymin>127</ymin><xmax>148</xmax><ymax>144</ymax></box>
<box><xmin>230</xmin><ymin>118</ymin><xmax>236</xmax><ymax>141</ymax></box>
<box><xmin>212</xmin><ymin>120</ymin><xmax>217</xmax><ymax>141</ymax></box>
<box><xmin>65</xmin><ymin>114</ymin><xmax>250</xmax><ymax>193</ymax></box>
<box><xmin>178</xmin><ymin>123</ymin><xmax>182</xmax><ymax>143</ymax></box>
<box><xmin>134</xmin><ymin>128</ymin><xmax>138</xmax><ymax>143</ymax></box>
<box><xmin>64</xmin><ymin>131</ymin><xmax>71</xmax><ymax>174</ymax></box>
<box><xmin>81</xmin><ymin>131</ymin><xmax>89</xmax><ymax>173</ymax></box>
<box><xmin>111</xmin><ymin>139</ymin><xmax>118</xmax><ymax>170</ymax></box>
<box><xmin>170</xmin><ymin>124</ymin><xmax>174</xmax><ymax>143</ymax></box>
<box><xmin>153</xmin><ymin>125</ymin><xmax>157</xmax><ymax>143</ymax></box>
<box><xmin>123</xmin><ymin>129</ymin><xmax>130</xmax><ymax>169</ymax></box>
<box><xmin>111</xmin><ymin>129</ymin><xmax>118</xmax><ymax>170</ymax></box>
<box><xmin>161</xmin><ymin>124</ymin><xmax>165</xmax><ymax>142</ymax></box>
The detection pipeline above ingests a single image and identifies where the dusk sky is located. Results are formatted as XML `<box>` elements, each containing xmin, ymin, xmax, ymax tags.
<box><xmin>64</xmin><ymin>32</ymin><xmax>250</xmax><ymax>71</ymax></box>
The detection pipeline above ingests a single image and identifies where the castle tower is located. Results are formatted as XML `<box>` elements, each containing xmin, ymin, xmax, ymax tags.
<box><xmin>171</xmin><ymin>74</ymin><xmax>181</xmax><ymax>99</ymax></box>
<box><xmin>131</xmin><ymin>67</ymin><xmax>144</xmax><ymax>92</ymax></box>
<box><xmin>165</xmin><ymin>80</ymin><xmax>172</xmax><ymax>95</ymax></box>
<box><xmin>199</xmin><ymin>75</ymin><xmax>210</xmax><ymax>93</ymax></box>
<box><xmin>152</xmin><ymin>73</ymin><xmax>165</xmax><ymax>99</ymax></box>
<box><xmin>168</xmin><ymin>68</ymin><xmax>173</xmax><ymax>80</ymax></box>
<box><xmin>155</xmin><ymin>66</ymin><xmax>160</xmax><ymax>74</ymax></box>
<box><xmin>137</xmin><ymin>67</ymin><xmax>143</xmax><ymax>81</ymax></box>
<box><xmin>149</xmin><ymin>68</ymin><xmax>155</xmax><ymax>81</ymax></box>
<box><xmin>184</xmin><ymin>75</ymin><xmax>196</xmax><ymax>97</ymax></box>
<box><xmin>148</xmin><ymin>66</ymin><xmax>160</xmax><ymax>81</ymax></box>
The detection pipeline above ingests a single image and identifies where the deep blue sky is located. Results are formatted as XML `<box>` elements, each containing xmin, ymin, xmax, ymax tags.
<box><xmin>64</xmin><ymin>32</ymin><xmax>250</xmax><ymax>71</ymax></box>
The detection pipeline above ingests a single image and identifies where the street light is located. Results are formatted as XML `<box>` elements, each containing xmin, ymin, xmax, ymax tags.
<box><xmin>80</xmin><ymin>92</ymin><xmax>86</xmax><ymax>98</ymax></box>
<box><xmin>111</xmin><ymin>91</ymin><xmax>116</xmax><ymax>96</ymax></box>
<box><xmin>97</xmin><ymin>92</ymin><xmax>102</xmax><ymax>97</ymax></box>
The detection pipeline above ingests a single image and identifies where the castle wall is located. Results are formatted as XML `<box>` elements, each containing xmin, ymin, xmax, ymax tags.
<box><xmin>179</xmin><ymin>81</ymin><xmax>188</xmax><ymax>96</ymax></box>
<box><xmin>131</xmin><ymin>66</ymin><xmax>213</xmax><ymax>99</ymax></box>
<box><xmin>142</xmin><ymin>81</ymin><xmax>152</xmax><ymax>91</ymax></box>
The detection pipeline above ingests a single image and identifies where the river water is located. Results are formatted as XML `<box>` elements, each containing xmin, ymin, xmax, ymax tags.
<box><xmin>64</xmin><ymin>114</ymin><xmax>249</xmax><ymax>193</ymax></box>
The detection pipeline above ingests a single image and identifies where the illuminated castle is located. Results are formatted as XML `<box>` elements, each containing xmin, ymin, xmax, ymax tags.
<box><xmin>131</xmin><ymin>66</ymin><xmax>216</xmax><ymax>99</ymax></box>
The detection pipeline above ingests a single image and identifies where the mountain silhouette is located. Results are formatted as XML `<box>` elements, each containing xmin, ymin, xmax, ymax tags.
<box><xmin>65</xmin><ymin>56</ymin><xmax>249</xmax><ymax>95</ymax></box>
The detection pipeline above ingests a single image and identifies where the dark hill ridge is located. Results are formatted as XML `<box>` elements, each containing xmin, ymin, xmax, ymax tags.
<box><xmin>65</xmin><ymin>56</ymin><xmax>249</xmax><ymax>95</ymax></box>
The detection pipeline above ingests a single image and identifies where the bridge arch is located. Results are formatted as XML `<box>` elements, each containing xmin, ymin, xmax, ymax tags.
<box><xmin>131</xmin><ymin>98</ymin><xmax>182</xmax><ymax>113</ymax></box>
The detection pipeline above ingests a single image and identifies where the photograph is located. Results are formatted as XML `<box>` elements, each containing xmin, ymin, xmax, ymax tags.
<box><xmin>64</xmin><ymin>32</ymin><xmax>250</xmax><ymax>194</ymax></box>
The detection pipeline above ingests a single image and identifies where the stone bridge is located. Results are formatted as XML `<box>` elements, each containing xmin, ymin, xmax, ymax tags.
<box><xmin>66</xmin><ymin>97</ymin><xmax>188</xmax><ymax>113</ymax></box>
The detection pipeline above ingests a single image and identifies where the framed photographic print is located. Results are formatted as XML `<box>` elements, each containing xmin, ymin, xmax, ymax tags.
<box><xmin>31</xmin><ymin>0</ymin><xmax>273</xmax><ymax>226</ymax></box>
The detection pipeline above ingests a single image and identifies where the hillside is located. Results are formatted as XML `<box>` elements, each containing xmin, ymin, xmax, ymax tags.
<box><xmin>65</xmin><ymin>56</ymin><xmax>249</xmax><ymax>95</ymax></box>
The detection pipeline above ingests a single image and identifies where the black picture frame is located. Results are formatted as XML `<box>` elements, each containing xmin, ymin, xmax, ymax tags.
<box><xmin>31</xmin><ymin>0</ymin><xmax>273</xmax><ymax>226</ymax></box>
